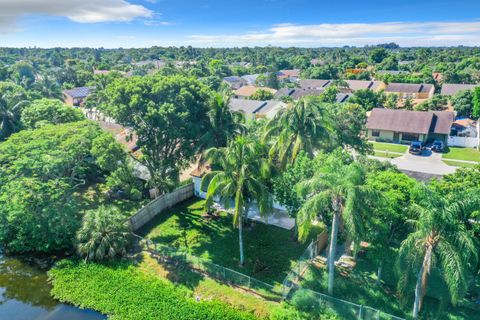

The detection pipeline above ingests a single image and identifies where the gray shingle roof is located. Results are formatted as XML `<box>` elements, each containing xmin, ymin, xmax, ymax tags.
<box><xmin>440</xmin><ymin>83</ymin><xmax>479</xmax><ymax>96</ymax></box>
<box><xmin>229</xmin><ymin>99</ymin><xmax>267</xmax><ymax>115</ymax></box>
<box><xmin>299</xmin><ymin>79</ymin><xmax>331</xmax><ymax>89</ymax></box>
<box><xmin>63</xmin><ymin>86</ymin><xmax>94</xmax><ymax>99</ymax></box>
<box><xmin>366</xmin><ymin>108</ymin><xmax>454</xmax><ymax>135</ymax></box>
<box><xmin>344</xmin><ymin>80</ymin><xmax>382</xmax><ymax>92</ymax></box>
<box><xmin>385</xmin><ymin>83</ymin><xmax>433</xmax><ymax>94</ymax></box>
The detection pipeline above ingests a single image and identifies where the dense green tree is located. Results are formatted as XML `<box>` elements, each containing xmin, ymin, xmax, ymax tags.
<box><xmin>21</xmin><ymin>98</ymin><xmax>84</xmax><ymax>129</ymax></box>
<box><xmin>414</xmin><ymin>95</ymin><xmax>448</xmax><ymax>111</ymax></box>
<box><xmin>318</xmin><ymin>86</ymin><xmax>339</xmax><ymax>103</ymax></box>
<box><xmin>248</xmin><ymin>89</ymin><xmax>274</xmax><ymax>101</ymax></box>
<box><xmin>296</xmin><ymin>161</ymin><xmax>380</xmax><ymax>294</ymax></box>
<box><xmin>397</xmin><ymin>186</ymin><xmax>479</xmax><ymax>319</ymax></box>
<box><xmin>264</xmin><ymin>97</ymin><xmax>333</xmax><ymax>168</ymax></box>
<box><xmin>451</xmin><ymin>89</ymin><xmax>474</xmax><ymax>118</ymax></box>
<box><xmin>0</xmin><ymin>81</ymin><xmax>29</xmax><ymax>140</ymax></box>
<box><xmin>102</xmin><ymin>75</ymin><xmax>213</xmax><ymax>193</ymax></box>
<box><xmin>473</xmin><ymin>87</ymin><xmax>480</xmax><ymax>118</ymax></box>
<box><xmin>202</xmin><ymin>136</ymin><xmax>272</xmax><ymax>265</ymax></box>
<box><xmin>76</xmin><ymin>206</ymin><xmax>131</xmax><ymax>262</ymax></box>
<box><xmin>370</xmin><ymin>48</ymin><xmax>388</xmax><ymax>64</ymax></box>
<box><xmin>348</xmin><ymin>89</ymin><xmax>385</xmax><ymax>111</ymax></box>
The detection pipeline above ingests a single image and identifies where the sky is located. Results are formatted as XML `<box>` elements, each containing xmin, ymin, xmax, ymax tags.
<box><xmin>1</xmin><ymin>0</ymin><xmax>480</xmax><ymax>48</ymax></box>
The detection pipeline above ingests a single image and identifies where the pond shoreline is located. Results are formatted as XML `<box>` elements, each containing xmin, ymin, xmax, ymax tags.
<box><xmin>0</xmin><ymin>253</ymin><xmax>106</xmax><ymax>320</ymax></box>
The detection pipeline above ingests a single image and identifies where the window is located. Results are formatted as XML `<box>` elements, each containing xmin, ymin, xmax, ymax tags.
<box><xmin>371</xmin><ymin>130</ymin><xmax>380</xmax><ymax>137</ymax></box>
<box><xmin>401</xmin><ymin>133</ymin><xmax>419</xmax><ymax>141</ymax></box>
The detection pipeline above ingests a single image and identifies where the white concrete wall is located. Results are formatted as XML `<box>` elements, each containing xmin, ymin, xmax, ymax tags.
<box><xmin>448</xmin><ymin>136</ymin><xmax>479</xmax><ymax>148</ymax></box>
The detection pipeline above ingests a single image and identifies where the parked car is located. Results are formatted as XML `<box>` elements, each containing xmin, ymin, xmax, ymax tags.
<box><xmin>409</xmin><ymin>141</ymin><xmax>424</xmax><ymax>155</ymax></box>
<box><xmin>431</xmin><ymin>140</ymin><xmax>444</xmax><ymax>153</ymax></box>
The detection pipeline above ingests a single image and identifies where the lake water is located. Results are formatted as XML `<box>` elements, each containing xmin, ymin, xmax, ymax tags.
<box><xmin>0</xmin><ymin>254</ymin><xmax>106</xmax><ymax>320</ymax></box>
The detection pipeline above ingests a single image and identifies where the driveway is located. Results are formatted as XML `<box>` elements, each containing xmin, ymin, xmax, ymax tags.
<box><xmin>372</xmin><ymin>149</ymin><xmax>457</xmax><ymax>176</ymax></box>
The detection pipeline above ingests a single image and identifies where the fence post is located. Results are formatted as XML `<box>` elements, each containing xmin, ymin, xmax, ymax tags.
<box><xmin>358</xmin><ymin>305</ymin><xmax>363</xmax><ymax>320</ymax></box>
<box><xmin>376</xmin><ymin>310</ymin><xmax>380</xmax><ymax>320</ymax></box>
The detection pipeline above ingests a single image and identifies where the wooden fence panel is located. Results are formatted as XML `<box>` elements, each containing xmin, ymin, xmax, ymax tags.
<box><xmin>129</xmin><ymin>183</ymin><xmax>194</xmax><ymax>231</ymax></box>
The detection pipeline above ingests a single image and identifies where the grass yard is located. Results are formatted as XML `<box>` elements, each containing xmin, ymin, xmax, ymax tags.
<box><xmin>299</xmin><ymin>249</ymin><xmax>480</xmax><ymax>320</ymax></box>
<box><xmin>139</xmin><ymin>198</ymin><xmax>321</xmax><ymax>285</ymax></box>
<box><xmin>442</xmin><ymin>147</ymin><xmax>480</xmax><ymax>163</ymax></box>
<box><xmin>442</xmin><ymin>160</ymin><xmax>478</xmax><ymax>168</ymax></box>
<box><xmin>370</xmin><ymin>142</ymin><xmax>408</xmax><ymax>154</ymax></box>
<box><xmin>374</xmin><ymin>150</ymin><xmax>403</xmax><ymax>159</ymax></box>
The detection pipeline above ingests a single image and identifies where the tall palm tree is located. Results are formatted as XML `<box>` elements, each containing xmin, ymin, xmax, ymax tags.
<box><xmin>76</xmin><ymin>206</ymin><xmax>132</xmax><ymax>262</ymax></box>
<box><xmin>198</xmin><ymin>94</ymin><xmax>245</xmax><ymax>150</ymax></box>
<box><xmin>263</xmin><ymin>96</ymin><xmax>332</xmax><ymax>169</ymax></box>
<box><xmin>0</xmin><ymin>92</ymin><xmax>29</xmax><ymax>140</ymax></box>
<box><xmin>35</xmin><ymin>75</ymin><xmax>63</xmax><ymax>99</ymax></box>
<box><xmin>296</xmin><ymin>161</ymin><xmax>379</xmax><ymax>295</ymax></box>
<box><xmin>201</xmin><ymin>136</ymin><xmax>272</xmax><ymax>266</ymax></box>
<box><xmin>397</xmin><ymin>187</ymin><xmax>479</xmax><ymax>319</ymax></box>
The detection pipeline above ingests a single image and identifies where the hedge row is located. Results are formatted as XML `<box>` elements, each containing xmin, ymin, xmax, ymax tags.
<box><xmin>49</xmin><ymin>260</ymin><xmax>259</xmax><ymax>320</ymax></box>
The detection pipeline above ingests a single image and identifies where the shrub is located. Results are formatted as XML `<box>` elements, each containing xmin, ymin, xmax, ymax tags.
<box><xmin>49</xmin><ymin>260</ymin><xmax>258</xmax><ymax>320</ymax></box>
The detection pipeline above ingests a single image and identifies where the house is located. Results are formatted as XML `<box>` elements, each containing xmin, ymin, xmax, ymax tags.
<box><xmin>233</xmin><ymin>85</ymin><xmax>277</xmax><ymax>99</ymax></box>
<box><xmin>343</xmin><ymin>80</ymin><xmax>385</xmax><ymax>93</ymax></box>
<box><xmin>63</xmin><ymin>86</ymin><xmax>95</xmax><ymax>106</ymax></box>
<box><xmin>299</xmin><ymin>79</ymin><xmax>331</xmax><ymax>90</ymax></box>
<box><xmin>274</xmin><ymin>87</ymin><xmax>350</xmax><ymax>103</ymax></box>
<box><xmin>384</xmin><ymin>83</ymin><xmax>434</xmax><ymax>100</ymax></box>
<box><xmin>223</xmin><ymin>76</ymin><xmax>247</xmax><ymax>90</ymax></box>
<box><xmin>277</xmin><ymin>69</ymin><xmax>300</xmax><ymax>82</ymax></box>
<box><xmin>228</xmin><ymin>98</ymin><xmax>286</xmax><ymax>120</ymax></box>
<box><xmin>440</xmin><ymin>83</ymin><xmax>479</xmax><ymax>96</ymax></box>
<box><xmin>366</xmin><ymin>108</ymin><xmax>454</xmax><ymax>143</ymax></box>
<box><xmin>451</xmin><ymin>118</ymin><xmax>478</xmax><ymax>138</ymax></box>
<box><xmin>241</xmin><ymin>74</ymin><xmax>260</xmax><ymax>85</ymax></box>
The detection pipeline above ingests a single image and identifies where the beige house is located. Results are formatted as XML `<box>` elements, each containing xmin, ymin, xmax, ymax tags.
<box><xmin>233</xmin><ymin>85</ymin><xmax>277</xmax><ymax>99</ymax></box>
<box><xmin>366</xmin><ymin>108</ymin><xmax>454</xmax><ymax>143</ymax></box>
<box><xmin>384</xmin><ymin>83</ymin><xmax>434</xmax><ymax>100</ymax></box>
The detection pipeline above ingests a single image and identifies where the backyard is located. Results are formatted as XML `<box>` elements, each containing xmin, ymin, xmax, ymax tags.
<box><xmin>298</xmin><ymin>248</ymin><xmax>480</xmax><ymax>320</ymax></box>
<box><xmin>139</xmin><ymin>198</ymin><xmax>321</xmax><ymax>285</ymax></box>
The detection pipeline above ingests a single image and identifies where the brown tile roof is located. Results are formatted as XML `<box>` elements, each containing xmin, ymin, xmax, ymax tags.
<box><xmin>366</xmin><ymin>108</ymin><xmax>454</xmax><ymax>135</ymax></box>
<box><xmin>453</xmin><ymin>118</ymin><xmax>476</xmax><ymax>128</ymax></box>
<box><xmin>278</xmin><ymin>69</ymin><xmax>300</xmax><ymax>79</ymax></box>
<box><xmin>234</xmin><ymin>85</ymin><xmax>277</xmax><ymax>97</ymax></box>
<box><xmin>385</xmin><ymin>83</ymin><xmax>434</xmax><ymax>94</ymax></box>
<box><xmin>440</xmin><ymin>83</ymin><xmax>479</xmax><ymax>96</ymax></box>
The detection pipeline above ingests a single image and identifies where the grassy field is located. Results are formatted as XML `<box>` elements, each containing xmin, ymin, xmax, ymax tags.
<box><xmin>442</xmin><ymin>160</ymin><xmax>478</xmax><ymax>168</ymax></box>
<box><xmin>299</xmin><ymin>249</ymin><xmax>480</xmax><ymax>320</ymax></box>
<box><xmin>442</xmin><ymin>147</ymin><xmax>480</xmax><ymax>162</ymax></box>
<box><xmin>370</xmin><ymin>142</ymin><xmax>408</xmax><ymax>154</ymax></box>
<box><xmin>374</xmin><ymin>150</ymin><xmax>403</xmax><ymax>159</ymax></box>
<box><xmin>139</xmin><ymin>198</ymin><xmax>321</xmax><ymax>285</ymax></box>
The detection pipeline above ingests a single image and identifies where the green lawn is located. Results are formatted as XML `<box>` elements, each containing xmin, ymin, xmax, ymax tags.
<box><xmin>442</xmin><ymin>147</ymin><xmax>480</xmax><ymax>162</ymax></box>
<box><xmin>370</xmin><ymin>142</ymin><xmax>408</xmax><ymax>154</ymax></box>
<box><xmin>139</xmin><ymin>198</ymin><xmax>321</xmax><ymax>285</ymax></box>
<box><xmin>299</xmin><ymin>248</ymin><xmax>480</xmax><ymax>320</ymax></box>
<box><xmin>374</xmin><ymin>150</ymin><xmax>403</xmax><ymax>159</ymax></box>
<box><xmin>442</xmin><ymin>160</ymin><xmax>479</xmax><ymax>168</ymax></box>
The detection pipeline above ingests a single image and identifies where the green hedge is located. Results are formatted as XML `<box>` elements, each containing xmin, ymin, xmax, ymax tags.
<box><xmin>49</xmin><ymin>260</ymin><xmax>258</xmax><ymax>320</ymax></box>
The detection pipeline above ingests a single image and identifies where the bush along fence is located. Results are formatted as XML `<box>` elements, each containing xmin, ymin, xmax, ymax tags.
<box><xmin>129</xmin><ymin>183</ymin><xmax>194</xmax><ymax>231</ymax></box>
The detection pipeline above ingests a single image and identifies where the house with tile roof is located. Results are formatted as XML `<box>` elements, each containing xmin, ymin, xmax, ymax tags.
<box><xmin>384</xmin><ymin>83</ymin><xmax>434</xmax><ymax>100</ymax></box>
<box><xmin>233</xmin><ymin>85</ymin><xmax>277</xmax><ymax>99</ymax></box>
<box><xmin>440</xmin><ymin>83</ymin><xmax>479</xmax><ymax>96</ymax></box>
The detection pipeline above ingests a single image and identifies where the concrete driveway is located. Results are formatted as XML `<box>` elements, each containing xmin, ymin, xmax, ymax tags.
<box><xmin>372</xmin><ymin>149</ymin><xmax>457</xmax><ymax>176</ymax></box>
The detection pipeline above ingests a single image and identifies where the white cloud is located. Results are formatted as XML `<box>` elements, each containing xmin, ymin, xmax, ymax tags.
<box><xmin>0</xmin><ymin>0</ymin><xmax>153</xmax><ymax>33</ymax></box>
<box><xmin>189</xmin><ymin>21</ymin><xmax>480</xmax><ymax>47</ymax></box>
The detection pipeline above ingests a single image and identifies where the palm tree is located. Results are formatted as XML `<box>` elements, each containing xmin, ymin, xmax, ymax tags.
<box><xmin>296</xmin><ymin>161</ymin><xmax>379</xmax><ymax>295</ymax></box>
<box><xmin>35</xmin><ymin>75</ymin><xmax>63</xmax><ymax>99</ymax></box>
<box><xmin>397</xmin><ymin>187</ymin><xmax>479</xmax><ymax>319</ymax></box>
<box><xmin>201</xmin><ymin>136</ymin><xmax>272</xmax><ymax>266</ymax></box>
<box><xmin>0</xmin><ymin>92</ymin><xmax>29</xmax><ymax>140</ymax></box>
<box><xmin>198</xmin><ymin>94</ymin><xmax>245</xmax><ymax>150</ymax></box>
<box><xmin>76</xmin><ymin>206</ymin><xmax>132</xmax><ymax>262</ymax></box>
<box><xmin>263</xmin><ymin>96</ymin><xmax>332</xmax><ymax>169</ymax></box>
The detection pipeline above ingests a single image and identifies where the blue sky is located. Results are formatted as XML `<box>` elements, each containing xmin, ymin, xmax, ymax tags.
<box><xmin>1</xmin><ymin>0</ymin><xmax>480</xmax><ymax>48</ymax></box>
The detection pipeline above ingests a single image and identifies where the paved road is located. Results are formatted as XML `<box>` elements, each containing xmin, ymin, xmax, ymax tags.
<box><xmin>372</xmin><ymin>149</ymin><xmax>457</xmax><ymax>175</ymax></box>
